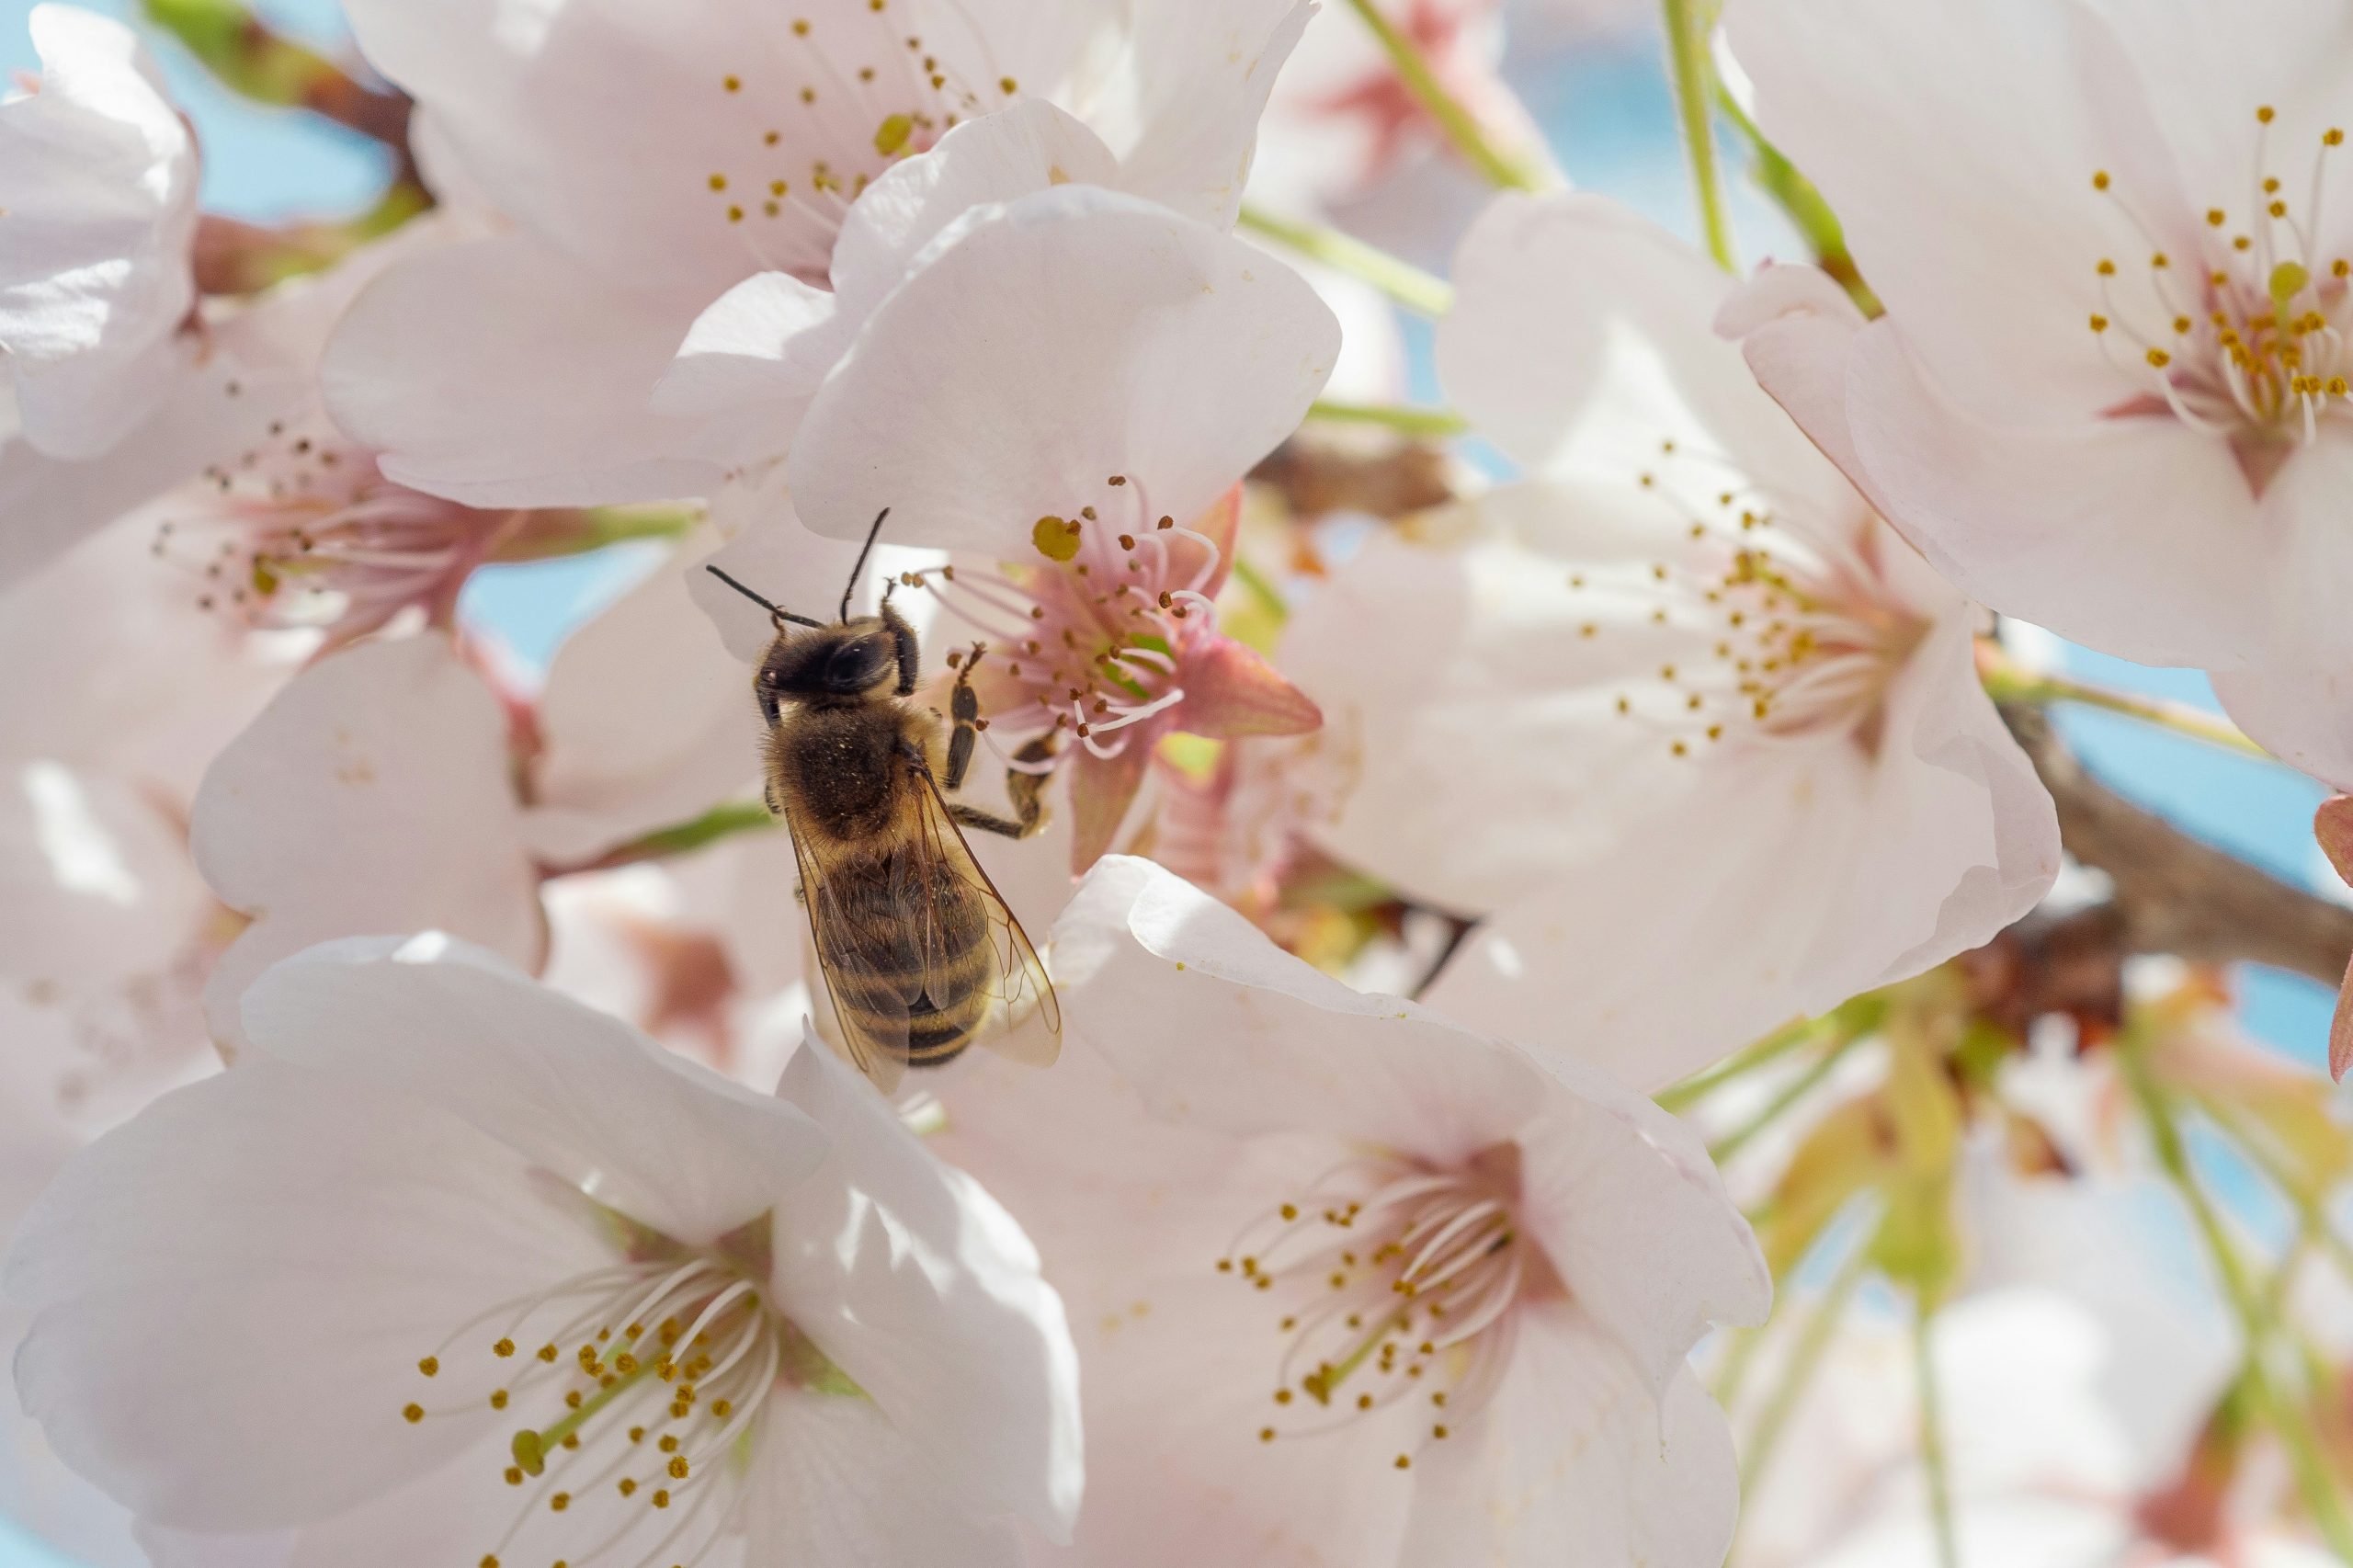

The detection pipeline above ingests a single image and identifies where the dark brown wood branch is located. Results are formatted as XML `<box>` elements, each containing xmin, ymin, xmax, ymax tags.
<box><xmin>2004</xmin><ymin>705</ymin><xmax>2353</xmax><ymax>988</ymax></box>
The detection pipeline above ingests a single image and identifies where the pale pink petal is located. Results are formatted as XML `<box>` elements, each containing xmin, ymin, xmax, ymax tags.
<box><xmin>1841</xmin><ymin>318</ymin><xmax>2269</xmax><ymax>669</ymax></box>
<box><xmin>649</xmin><ymin>271</ymin><xmax>845</xmax><ymax>474</ymax></box>
<box><xmin>1440</xmin><ymin>192</ymin><xmax>1849</xmax><ymax>524</ymax></box>
<box><xmin>741</xmin><ymin>1392</ymin><xmax>1023</xmax><ymax>1568</ymax></box>
<box><xmin>522</xmin><ymin>538</ymin><xmax>761</xmax><ymax>867</ymax></box>
<box><xmin>1099</xmin><ymin>0</ymin><xmax>1314</xmax><ymax>230</ymax></box>
<box><xmin>789</xmin><ymin>187</ymin><xmax>1337</xmax><ymax>559</ymax></box>
<box><xmin>0</xmin><ymin>6</ymin><xmax>198</xmax><ymax>459</ymax></box>
<box><xmin>1395</xmin><ymin>1316</ymin><xmax>1741</xmax><ymax>1568</ymax></box>
<box><xmin>188</xmin><ymin>638</ymin><xmax>542</xmax><ymax>1053</ymax></box>
<box><xmin>322</xmin><ymin>233</ymin><xmax>720</xmax><ymax>506</ymax></box>
<box><xmin>244</xmin><ymin>935</ymin><xmax>827</xmax><ymax>1246</ymax></box>
<box><xmin>1068</xmin><ymin>742</ymin><xmax>1149</xmax><ymax>873</ymax></box>
<box><xmin>2316</xmin><ymin>795</ymin><xmax>2353</xmax><ymax>883</ymax></box>
<box><xmin>1724</xmin><ymin>0</ymin><xmax>2188</xmax><ymax>424</ymax></box>
<box><xmin>6</xmin><ymin>1059</ymin><xmax>606</xmax><ymax>1529</ymax></box>
<box><xmin>2213</xmin><ymin>668</ymin><xmax>2353</xmax><ymax>790</ymax></box>
<box><xmin>766</xmin><ymin>1034</ymin><xmax>1083</xmax><ymax>1540</ymax></box>
<box><xmin>1176</xmin><ymin>639</ymin><xmax>1323</xmax><ymax>740</ymax></box>
<box><xmin>1048</xmin><ymin>858</ymin><xmax>1542</xmax><ymax>1162</ymax></box>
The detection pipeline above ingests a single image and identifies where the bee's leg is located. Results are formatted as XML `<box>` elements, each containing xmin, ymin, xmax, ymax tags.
<box><xmin>953</xmin><ymin>736</ymin><xmax>1057</xmax><ymax>840</ymax></box>
<box><xmin>942</xmin><ymin>642</ymin><xmax>990</xmax><ymax>791</ymax></box>
<box><xmin>881</xmin><ymin>596</ymin><xmax>922</xmax><ymax>698</ymax></box>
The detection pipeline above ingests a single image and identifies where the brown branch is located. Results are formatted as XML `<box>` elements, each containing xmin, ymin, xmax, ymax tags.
<box><xmin>2005</xmin><ymin>704</ymin><xmax>2353</xmax><ymax>988</ymax></box>
<box><xmin>1251</xmin><ymin>432</ymin><xmax>1455</xmax><ymax>521</ymax></box>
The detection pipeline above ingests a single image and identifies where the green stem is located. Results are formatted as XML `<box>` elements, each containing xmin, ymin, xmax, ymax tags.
<box><xmin>1239</xmin><ymin>206</ymin><xmax>1455</xmax><ymax>317</ymax></box>
<box><xmin>1707</xmin><ymin>1022</ymin><xmax>1866</xmax><ymax>1165</ymax></box>
<box><xmin>1306</xmin><ymin>400</ymin><xmax>1471</xmax><ymax>439</ymax></box>
<box><xmin>2121</xmin><ymin>1034</ymin><xmax>2353</xmax><ymax>1559</ymax></box>
<box><xmin>1714</xmin><ymin>86</ymin><xmax>1877</xmax><ymax>315</ymax></box>
<box><xmin>554</xmin><ymin>800</ymin><xmax>778</xmax><ymax>877</ymax></box>
<box><xmin>2196</xmin><ymin>1094</ymin><xmax>2353</xmax><ymax>1295</ymax></box>
<box><xmin>1981</xmin><ymin>654</ymin><xmax>2270</xmax><ymax>759</ymax></box>
<box><xmin>1914</xmin><ymin>1304</ymin><xmax>1961</xmax><ymax>1568</ymax></box>
<box><xmin>492</xmin><ymin>504</ymin><xmax>706</xmax><ymax>563</ymax></box>
<box><xmin>1661</xmin><ymin>0</ymin><xmax>1736</xmax><ymax>270</ymax></box>
<box><xmin>1657</xmin><ymin>1012</ymin><xmax>1824</xmax><ymax>1113</ymax></box>
<box><xmin>1738</xmin><ymin>1236</ymin><xmax>1871</xmax><ymax>1496</ymax></box>
<box><xmin>142</xmin><ymin>0</ymin><xmax>411</xmax><ymax>145</ymax></box>
<box><xmin>1338</xmin><ymin>0</ymin><xmax>1542</xmax><ymax>192</ymax></box>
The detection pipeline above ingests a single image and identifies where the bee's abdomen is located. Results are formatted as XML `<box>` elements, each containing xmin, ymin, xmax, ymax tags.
<box><xmin>827</xmin><ymin>867</ymin><xmax>995</xmax><ymax>1071</ymax></box>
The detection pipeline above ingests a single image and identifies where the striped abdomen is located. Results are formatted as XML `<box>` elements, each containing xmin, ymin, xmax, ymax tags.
<box><xmin>824</xmin><ymin>850</ymin><xmax>996</xmax><ymax>1071</ymax></box>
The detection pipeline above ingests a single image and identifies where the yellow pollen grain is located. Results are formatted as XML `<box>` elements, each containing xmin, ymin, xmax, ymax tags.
<box><xmin>2259</xmin><ymin>105</ymin><xmax>2277</xmax><ymax>124</ymax></box>
<box><xmin>549</xmin><ymin>1493</ymin><xmax>570</xmax><ymax>1513</ymax></box>
<box><xmin>403</xmin><ymin>1403</ymin><xmax>425</xmax><ymax>1424</ymax></box>
<box><xmin>2096</xmin><ymin>258</ymin><xmax>2116</xmax><ymax>277</ymax></box>
<box><xmin>1274</xmin><ymin>1389</ymin><xmax>1293</xmax><ymax>1405</ymax></box>
<box><xmin>669</xmin><ymin>1458</ymin><xmax>690</xmax><ymax>1480</ymax></box>
<box><xmin>653</xmin><ymin>1491</ymin><xmax>672</xmax><ymax>1509</ymax></box>
<box><xmin>708</xmin><ymin>174</ymin><xmax>726</xmax><ymax>191</ymax></box>
<box><xmin>723</xmin><ymin>74</ymin><xmax>741</xmax><ymax>92</ymax></box>
<box><xmin>2208</xmin><ymin>208</ymin><xmax>2228</xmax><ymax>227</ymax></box>
<box><xmin>1433</xmin><ymin>1424</ymin><xmax>1450</xmax><ymax>1438</ymax></box>
<box><xmin>712</xmin><ymin>1399</ymin><xmax>733</xmax><ymax>1417</ymax></box>
<box><xmin>538</xmin><ymin>1345</ymin><xmax>558</xmax><ymax>1363</ymax></box>
<box><xmin>494</xmin><ymin>1338</ymin><xmax>515</xmax><ymax>1358</ymax></box>
<box><xmin>1357</xmin><ymin>1394</ymin><xmax>1374</xmax><ymax>1411</ymax></box>
<box><xmin>728</xmin><ymin>205</ymin><xmax>745</xmax><ymax>222</ymax></box>
<box><xmin>489</xmin><ymin>1391</ymin><xmax>509</xmax><ymax>1411</ymax></box>
<box><xmin>659</xmin><ymin>1435</ymin><xmax>680</xmax><ymax>1453</ymax></box>
<box><xmin>620</xmin><ymin>1479</ymin><xmax>638</xmax><ymax>1497</ymax></box>
<box><xmin>2091</xmin><ymin>169</ymin><xmax>2110</xmax><ymax>190</ymax></box>
<box><xmin>2330</xmin><ymin>129</ymin><xmax>2347</xmax><ymax>145</ymax></box>
<box><xmin>506</xmin><ymin>1467</ymin><xmax>524</xmax><ymax>1486</ymax></box>
<box><xmin>1394</xmin><ymin>1455</ymin><xmax>1412</xmax><ymax>1471</ymax></box>
<box><xmin>1260</xmin><ymin>1427</ymin><xmax>1277</xmax><ymax>1443</ymax></box>
<box><xmin>2146</xmin><ymin>347</ymin><xmax>2172</xmax><ymax>368</ymax></box>
<box><xmin>417</xmin><ymin>1357</ymin><xmax>440</xmax><ymax>1377</ymax></box>
<box><xmin>791</xmin><ymin>17</ymin><xmax>809</xmax><ymax>33</ymax></box>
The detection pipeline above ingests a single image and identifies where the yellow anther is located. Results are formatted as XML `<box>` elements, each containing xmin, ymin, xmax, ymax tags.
<box><xmin>708</xmin><ymin>175</ymin><xmax>726</xmax><ymax>192</ymax></box>
<box><xmin>550</xmin><ymin>1493</ymin><xmax>570</xmax><ymax>1513</ymax></box>
<box><xmin>2091</xmin><ymin>169</ymin><xmax>2110</xmax><ymax>190</ymax></box>
<box><xmin>2329</xmin><ymin>128</ymin><xmax>2346</xmax><ymax>146</ymax></box>
<box><xmin>2258</xmin><ymin>105</ymin><xmax>2277</xmax><ymax>123</ymax></box>
<box><xmin>417</xmin><ymin>1357</ymin><xmax>440</xmax><ymax>1377</ymax></box>
<box><xmin>652</xmin><ymin>1490</ymin><xmax>672</xmax><ymax>1509</ymax></box>
<box><xmin>668</xmin><ymin>1457</ymin><xmax>690</xmax><ymax>1480</ymax></box>
<box><xmin>489</xmin><ymin>1390</ymin><xmax>509</xmax><ymax>1411</ymax></box>
<box><xmin>494</xmin><ymin>1338</ymin><xmax>515</xmax><ymax>1358</ymax></box>
<box><xmin>2208</xmin><ymin>209</ymin><xmax>2228</xmax><ymax>227</ymax></box>
<box><xmin>403</xmin><ymin>1403</ymin><xmax>425</xmax><ymax>1424</ymax></box>
<box><xmin>620</xmin><ymin>1479</ymin><xmax>638</xmax><ymax>1496</ymax></box>
<box><xmin>2146</xmin><ymin>347</ymin><xmax>2172</xmax><ymax>368</ymax></box>
<box><xmin>2096</xmin><ymin>258</ymin><xmax>2116</xmax><ymax>276</ymax></box>
<box><xmin>1433</xmin><ymin>1424</ymin><xmax>1450</xmax><ymax>1438</ymax></box>
<box><xmin>505</xmin><ymin>1467</ymin><xmax>523</xmax><ymax>1486</ymax></box>
<box><xmin>723</xmin><ymin>74</ymin><xmax>740</xmax><ymax>92</ymax></box>
<box><xmin>1259</xmin><ymin>1427</ymin><xmax>1276</xmax><ymax>1442</ymax></box>
<box><xmin>1394</xmin><ymin>1455</ymin><xmax>1412</xmax><ymax>1470</ymax></box>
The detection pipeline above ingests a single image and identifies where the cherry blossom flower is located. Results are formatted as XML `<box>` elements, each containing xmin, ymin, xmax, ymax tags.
<box><xmin>6</xmin><ymin>933</ymin><xmax>1082</xmax><ymax>1566</ymax></box>
<box><xmin>933</xmin><ymin>857</ymin><xmax>1769</xmax><ymax>1568</ymax></box>
<box><xmin>697</xmin><ymin>187</ymin><xmax>1332</xmax><ymax>868</ymax></box>
<box><xmin>1279</xmin><ymin>193</ymin><xmax>2057</xmax><ymax>1090</ymax></box>
<box><xmin>322</xmin><ymin>0</ymin><xmax>1312</xmax><ymax>507</ymax></box>
<box><xmin>1721</xmin><ymin>0</ymin><xmax>2353</xmax><ymax>686</ymax></box>
<box><xmin>0</xmin><ymin>6</ymin><xmax>199</xmax><ymax>462</ymax></box>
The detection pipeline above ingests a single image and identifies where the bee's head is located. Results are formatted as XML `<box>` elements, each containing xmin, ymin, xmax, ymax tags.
<box><xmin>758</xmin><ymin>619</ymin><xmax>901</xmax><ymax>703</ymax></box>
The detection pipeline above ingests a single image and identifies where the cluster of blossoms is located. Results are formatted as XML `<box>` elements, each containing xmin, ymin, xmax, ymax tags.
<box><xmin>2</xmin><ymin>0</ymin><xmax>2352</xmax><ymax>1566</ymax></box>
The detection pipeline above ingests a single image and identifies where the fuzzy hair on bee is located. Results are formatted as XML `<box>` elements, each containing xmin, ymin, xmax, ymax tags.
<box><xmin>706</xmin><ymin>510</ymin><xmax>1060</xmax><ymax>1092</ymax></box>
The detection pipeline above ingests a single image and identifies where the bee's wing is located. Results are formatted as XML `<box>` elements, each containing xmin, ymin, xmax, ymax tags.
<box><xmin>779</xmin><ymin>807</ymin><xmax>910</xmax><ymax>1095</ymax></box>
<box><xmin>905</xmin><ymin>767</ymin><xmax>1062</xmax><ymax>1068</ymax></box>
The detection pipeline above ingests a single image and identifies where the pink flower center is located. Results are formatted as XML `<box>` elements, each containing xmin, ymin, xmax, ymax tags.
<box><xmin>1217</xmin><ymin>1144</ymin><xmax>1537</xmax><ymax>1471</ymax></box>
<box><xmin>695</xmin><ymin>4</ymin><xmax>1025</xmax><ymax>281</ymax></box>
<box><xmin>901</xmin><ymin>477</ymin><xmax>1225</xmax><ymax>769</ymax></box>
<box><xmin>2086</xmin><ymin>107</ymin><xmax>2353</xmax><ymax>472</ymax></box>
<box><xmin>151</xmin><ymin>417</ymin><xmax>503</xmax><ymax>644</ymax></box>
<box><xmin>1577</xmin><ymin>440</ymin><xmax>1925</xmax><ymax>759</ymax></box>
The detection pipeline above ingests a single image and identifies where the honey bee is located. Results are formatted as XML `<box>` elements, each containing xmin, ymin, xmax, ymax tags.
<box><xmin>706</xmin><ymin>510</ymin><xmax>1059</xmax><ymax>1091</ymax></box>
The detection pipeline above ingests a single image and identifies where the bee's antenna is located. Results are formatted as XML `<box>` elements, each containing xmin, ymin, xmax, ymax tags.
<box><xmin>705</xmin><ymin>565</ymin><xmax>824</xmax><ymax>630</ymax></box>
<box><xmin>839</xmin><ymin>506</ymin><xmax>891</xmax><ymax>622</ymax></box>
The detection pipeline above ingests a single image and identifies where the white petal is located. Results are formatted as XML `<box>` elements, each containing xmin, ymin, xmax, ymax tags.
<box><xmin>244</xmin><ymin>935</ymin><xmax>829</xmax><ymax>1245</ymax></box>
<box><xmin>1840</xmin><ymin>318</ymin><xmax>2271</xmax><ymax>669</ymax></box>
<box><xmin>188</xmin><ymin>638</ymin><xmax>543</xmax><ymax>1054</ymax></box>
<box><xmin>789</xmin><ymin>187</ymin><xmax>1337</xmax><ymax>558</ymax></box>
<box><xmin>1049</xmin><ymin>857</ymin><xmax>1544</xmax><ymax>1162</ymax></box>
<box><xmin>1097</xmin><ymin>0</ymin><xmax>1313</xmax><ymax>230</ymax></box>
<box><xmin>322</xmin><ymin>233</ymin><xmax>720</xmax><ymax>507</ymax></box>
<box><xmin>522</xmin><ymin>536</ymin><xmax>762</xmax><ymax>866</ymax></box>
<box><xmin>650</xmin><ymin>271</ymin><xmax>845</xmax><ymax>475</ymax></box>
<box><xmin>740</xmin><ymin>1391</ymin><xmax>1023</xmax><ymax>1568</ymax></box>
<box><xmin>2213</xmin><ymin>665</ymin><xmax>2353</xmax><ymax>790</ymax></box>
<box><xmin>1395</xmin><ymin>1313</ymin><xmax>1742</xmax><ymax>1568</ymax></box>
<box><xmin>6</xmin><ymin>1058</ymin><xmax>603</xmax><ymax>1529</ymax></box>
<box><xmin>0</xmin><ymin>5</ymin><xmax>198</xmax><ymax>459</ymax></box>
<box><xmin>1439</xmin><ymin>191</ymin><xmax>1849</xmax><ymax>522</ymax></box>
<box><xmin>1724</xmin><ymin>0</ymin><xmax>2188</xmax><ymax>424</ymax></box>
<box><xmin>767</xmin><ymin>1032</ymin><xmax>1083</xmax><ymax>1540</ymax></box>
